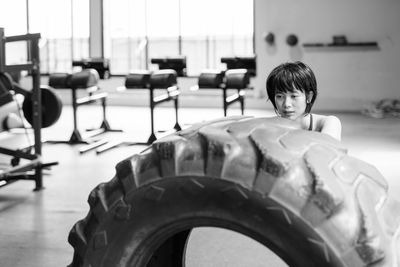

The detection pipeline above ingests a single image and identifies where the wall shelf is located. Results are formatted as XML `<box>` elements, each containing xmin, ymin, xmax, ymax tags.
<box><xmin>302</xmin><ymin>42</ymin><xmax>379</xmax><ymax>51</ymax></box>
<box><xmin>303</xmin><ymin>42</ymin><xmax>377</xmax><ymax>47</ymax></box>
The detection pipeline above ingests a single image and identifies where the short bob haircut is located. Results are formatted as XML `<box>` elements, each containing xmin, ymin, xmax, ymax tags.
<box><xmin>266</xmin><ymin>61</ymin><xmax>317</xmax><ymax>114</ymax></box>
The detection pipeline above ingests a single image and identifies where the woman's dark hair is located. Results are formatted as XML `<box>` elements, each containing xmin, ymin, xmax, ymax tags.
<box><xmin>266</xmin><ymin>61</ymin><xmax>317</xmax><ymax>114</ymax></box>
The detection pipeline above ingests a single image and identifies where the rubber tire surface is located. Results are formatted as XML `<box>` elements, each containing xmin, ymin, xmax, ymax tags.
<box><xmin>68</xmin><ymin>116</ymin><xmax>400</xmax><ymax>267</ymax></box>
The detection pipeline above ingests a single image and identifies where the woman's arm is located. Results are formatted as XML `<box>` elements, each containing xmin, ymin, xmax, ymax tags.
<box><xmin>321</xmin><ymin>115</ymin><xmax>342</xmax><ymax>141</ymax></box>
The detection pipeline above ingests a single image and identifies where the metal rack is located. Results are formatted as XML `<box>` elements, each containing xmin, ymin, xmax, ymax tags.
<box><xmin>0</xmin><ymin>28</ymin><xmax>47</xmax><ymax>190</ymax></box>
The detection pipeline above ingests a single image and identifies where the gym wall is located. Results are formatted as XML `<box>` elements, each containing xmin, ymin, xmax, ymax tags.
<box><xmin>254</xmin><ymin>0</ymin><xmax>400</xmax><ymax>112</ymax></box>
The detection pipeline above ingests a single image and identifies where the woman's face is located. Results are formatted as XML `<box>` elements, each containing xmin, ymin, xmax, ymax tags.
<box><xmin>274</xmin><ymin>89</ymin><xmax>308</xmax><ymax>120</ymax></box>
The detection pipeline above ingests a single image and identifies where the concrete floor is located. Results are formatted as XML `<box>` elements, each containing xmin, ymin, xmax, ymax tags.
<box><xmin>0</xmin><ymin>105</ymin><xmax>400</xmax><ymax>267</ymax></box>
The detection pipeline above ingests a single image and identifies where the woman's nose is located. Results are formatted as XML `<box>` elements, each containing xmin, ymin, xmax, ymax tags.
<box><xmin>283</xmin><ymin>97</ymin><xmax>292</xmax><ymax>107</ymax></box>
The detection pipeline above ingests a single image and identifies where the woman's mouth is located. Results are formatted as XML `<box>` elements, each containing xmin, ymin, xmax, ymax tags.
<box><xmin>282</xmin><ymin>111</ymin><xmax>295</xmax><ymax>117</ymax></box>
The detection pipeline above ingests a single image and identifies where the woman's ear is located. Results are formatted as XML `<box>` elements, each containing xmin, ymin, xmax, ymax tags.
<box><xmin>306</xmin><ymin>92</ymin><xmax>314</xmax><ymax>103</ymax></box>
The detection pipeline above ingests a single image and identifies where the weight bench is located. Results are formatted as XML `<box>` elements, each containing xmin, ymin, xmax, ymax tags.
<box><xmin>192</xmin><ymin>69</ymin><xmax>250</xmax><ymax>116</ymax></box>
<box><xmin>48</xmin><ymin>69</ymin><xmax>121</xmax><ymax>153</ymax></box>
<box><xmin>96</xmin><ymin>69</ymin><xmax>181</xmax><ymax>154</ymax></box>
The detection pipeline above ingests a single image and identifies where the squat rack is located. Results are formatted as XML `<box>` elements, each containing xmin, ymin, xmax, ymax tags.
<box><xmin>0</xmin><ymin>28</ymin><xmax>46</xmax><ymax>190</ymax></box>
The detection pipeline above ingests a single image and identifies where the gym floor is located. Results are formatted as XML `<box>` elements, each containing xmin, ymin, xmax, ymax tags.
<box><xmin>0</xmin><ymin>105</ymin><xmax>399</xmax><ymax>267</ymax></box>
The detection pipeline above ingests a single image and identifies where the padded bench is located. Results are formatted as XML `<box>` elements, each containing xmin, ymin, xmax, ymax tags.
<box><xmin>195</xmin><ymin>68</ymin><xmax>250</xmax><ymax>116</ymax></box>
<box><xmin>95</xmin><ymin>69</ymin><xmax>182</xmax><ymax>154</ymax></box>
<box><xmin>48</xmin><ymin>69</ymin><xmax>120</xmax><ymax>152</ymax></box>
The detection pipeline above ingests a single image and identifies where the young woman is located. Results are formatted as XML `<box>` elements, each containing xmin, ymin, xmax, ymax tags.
<box><xmin>266</xmin><ymin>61</ymin><xmax>342</xmax><ymax>140</ymax></box>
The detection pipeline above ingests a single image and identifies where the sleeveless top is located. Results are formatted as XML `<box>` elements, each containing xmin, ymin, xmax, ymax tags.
<box><xmin>308</xmin><ymin>114</ymin><xmax>313</xmax><ymax>131</ymax></box>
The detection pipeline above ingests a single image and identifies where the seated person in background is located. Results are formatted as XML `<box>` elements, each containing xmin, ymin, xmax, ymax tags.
<box><xmin>266</xmin><ymin>61</ymin><xmax>342</xmax><ymax>140</ymax></box>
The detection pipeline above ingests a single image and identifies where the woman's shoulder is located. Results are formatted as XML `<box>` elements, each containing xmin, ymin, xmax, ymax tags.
<box><xmin>312</xmin><ymin>113</ymin><xmax>342</xmax><ymax>140</ymax></box>
<box><xmin>313</xmin><ymin>114</ymin><xmax>341</xmax><ymax>125</ymax></box>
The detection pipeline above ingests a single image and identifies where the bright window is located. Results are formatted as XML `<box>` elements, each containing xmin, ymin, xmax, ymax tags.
<box><xmin>0</xmin><ymin>0</ymin><xmax>28</xmax><ymax>66</ymax></box>
<box><xmin>0</xmin><ymin>0</ymin><xmax>27</xmax><ymax>36</ymax></box>
<box><xmin>29</xmin><ymin>0</ymin><xmax>89</xmax><ymax>73</ymax></box>
<box><xmin>104</xmin><ymin>0</ymin><xmax>254</xmax><ymax>75</ymax></box>
<box><xmin>146</xmin><ymin>0</ymin><xmax>180</xmax><ymax>68</ymax></box>
<box><xmin>104</xmin><ymin>0</ymin><xmax>147</xmax><ymax>73</ymax></box>
<box><xmin>72</xmin><ymin>0</ymin><xmax>90</xmax><ymax>61</ymax></box>
<box><xmin>180</xmin><ymin>0</ymin><xmax>253</xmax><ymax>74</ymax></box>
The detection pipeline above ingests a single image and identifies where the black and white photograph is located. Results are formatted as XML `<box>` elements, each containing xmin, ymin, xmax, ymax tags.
<box><xmin>0</xmin><ymin>0</ymin><xmax>399</xmax><ymax>266</ymax></box>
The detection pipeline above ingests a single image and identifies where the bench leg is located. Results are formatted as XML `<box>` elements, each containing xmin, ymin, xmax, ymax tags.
<box><xmin>98</xmin><ymin>98</ymin><xmax>122</xmax><ymax>132</ymax></box>
<box><xmin>174</xmin><ymin>98</ymin><xmax>181</xmax><ymax>131</ymax></box>
<box><xmin>240</xmin><ymin>90</ymin><xmax>245</xmax><ymax>115</ymax></box>
<box><xmin>223</xmin><ymin>89</ymin><xmax>227</xmax><ymax>117</ymax></box>
<box><xmin>69</xmin><ymin>129</ymin><xmax>89</xmax><ymax>144</ymax></box>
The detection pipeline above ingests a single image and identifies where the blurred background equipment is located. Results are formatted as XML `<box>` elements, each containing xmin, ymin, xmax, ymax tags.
<box><xmin>0</xmin><ymin>28</ymin><xmax>58</xmax><ymax>190</ymax></box>
<box><xmin>72</xmin><ymin>58</ymin><xmax>111</xmax><ymax>79</ymax></box>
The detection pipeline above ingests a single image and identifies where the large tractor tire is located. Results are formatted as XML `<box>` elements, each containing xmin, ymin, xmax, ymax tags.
<box><xmin>68</xmin><ymin>116</ymin><xmax>400</xmax><ymax>267</ymax></box>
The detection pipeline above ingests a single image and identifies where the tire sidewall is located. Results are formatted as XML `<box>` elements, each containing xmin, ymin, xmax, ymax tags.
<box><xmin>84</xmin><ymin>176</ymin><xmax>343</xmax><ymax>267</ymax></box>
